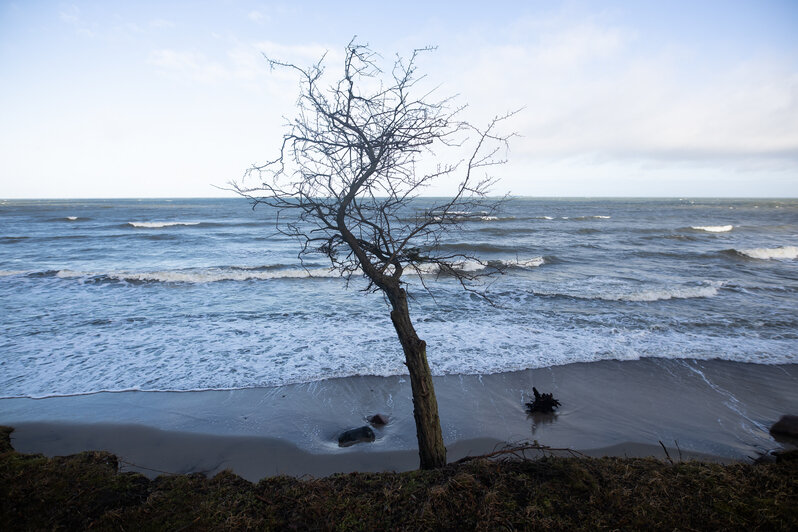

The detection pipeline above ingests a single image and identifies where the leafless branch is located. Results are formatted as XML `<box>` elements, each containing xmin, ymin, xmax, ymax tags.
<box><xmin>231</xmin><ymin>40</ymin><xmax>517</xmax><ymax>298</ymax></box>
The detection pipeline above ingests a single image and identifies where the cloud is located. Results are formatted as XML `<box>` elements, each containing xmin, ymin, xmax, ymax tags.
<box><xmin>148</xmin><ymin>50</ymin><xmax>228</xmax><ymax>83</ymax></box>
<box><xmin>147</xmin><ymin>40</ymin><xmax>339</xmax><ymax>87</ymax></box>
<box><xmin>253</xmin><ymin>41</ymin><xmax>340</xmax><ymax>65</ymax></box>
<box><xmin>59</xmin><ymin>4</ymin><xmax>94</xmax><ymax>37</ymax></box>
<box><xmin>532</xmin><ymin>22</ymin><xmax>630</xmax><ymax>68</ymax></box>
<box><xmin>149</xmin><ymin>18</ymin><xmax>175</xmax><ymax>29</ymax></box>
<box><xmin>445</xmin><ymin>21</ymin><xmax>798</xmax><ymax>170</ymax></box>
<box><xmin>248</xmin><ymin>10</ymin><xmax>265</xmax><ymax>23</ymax></box>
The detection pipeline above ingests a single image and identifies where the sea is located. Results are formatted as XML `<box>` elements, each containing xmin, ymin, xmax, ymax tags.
<box><xmin>1</xmin><ymin>197</ymin><xmax>796</xmax><ymax>399</ymax></box>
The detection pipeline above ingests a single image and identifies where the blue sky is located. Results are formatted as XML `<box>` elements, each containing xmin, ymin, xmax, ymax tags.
<box><xmin>1</xmin><ymin>0</ymin><xmax>796</xmax><ymax>198</ymax></box>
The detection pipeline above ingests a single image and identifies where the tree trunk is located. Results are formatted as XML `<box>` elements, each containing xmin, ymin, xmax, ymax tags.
<box><xmin>388</xmin><ymin>286</ymin><xmax>447</xmax><ymax>469</ymax></box>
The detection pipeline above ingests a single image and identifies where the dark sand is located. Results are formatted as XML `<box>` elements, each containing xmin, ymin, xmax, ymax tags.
<box><xmin>2</xmin><ymin>359</ymin><xmax>796</xmax><ymax>481</ymax></box>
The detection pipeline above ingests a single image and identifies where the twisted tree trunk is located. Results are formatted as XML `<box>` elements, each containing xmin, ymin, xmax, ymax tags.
<box><xmin>388</xmin><ymin>286</ymin><xmax>447</xmax><ymax>469</ymax></box>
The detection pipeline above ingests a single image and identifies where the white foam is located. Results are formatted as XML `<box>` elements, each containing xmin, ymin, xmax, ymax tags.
<box><xmin>432</xmin><ymin>212</ymin><xmax>503</xmax><ymax>222</ymax></box>
<box><xmin>562</xmin><ymin>215</ymin><xmax>610</xmax><ymax>220</ymax></box>
<box><xmin>737</xmin><ymin>246</ymin><xmax>798</xmax><ymax>260</ymax></box>
<box><xmin>456</xmin><ymin>259</ymin><xmax>487</xmax><ymax>272</ymax></box>
<box><xmin>412</xmin><ymin>260</ymin><xmax>486</xmax><ymax>274</ymax></box>
<box><xmin>54</xmin><ymin>267</ymin><xmax>340</xmax><ymax>283</ymax></box>
<box><xmin>410</xmin><ymin>263</ymin><xmax>441</xmax><ymax>275</ymax></box>
<box><xmin>410</xmin><ymin>256</ymin><xmax>544</xmax><ymax>275</ymax></box>
<box><xmin>128</xmin><ymin>221</ymin><xmax>201</xmax><ymax>228</ymax></box>
<box><xmin>0</xmin><ymin>270</ymin><xmax>27</xmax><ymax>277</ymax></box>
<box><xmin>503</xmin><ymin>257</ymin><xmax>545</xmax><ymax>269</ymax></box>
<box><xmin>535</xmin><ymin>280</ymin><xmax>723</xmax><ymax>302</ymax></box>
<box><xmin>117</xmin><ymin>269</ymin><xmax>336</xmax><ymax>282</ymax></box>
<box><xmin>55</xmin><ymin>270</ymin><xmax>85</xmax><ymax>278</ymax></box>
<box><xmin>66</xmin><ymin>216</ymin><xmax>78</xmax><ymax>221</ymax></box>
<box><xmin>609</xmin><ymin>283</ymin><xmax>722</xmax><ymax>302</ymax></box>
<box><xmin>691</xmin><ymin>225</ymin><xmax>733</xmax><ymax>233</ymax></box>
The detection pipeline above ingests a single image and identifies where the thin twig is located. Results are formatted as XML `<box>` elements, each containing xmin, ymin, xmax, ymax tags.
<box><xmin>659</xmin><ymin>441</ymin><xmax>674</xmax><ymax>465</ymax></box>
<box><xmin>455</xmin><ymin>442</ymin><xmax>586</xmax><ymax>464</ymax></box>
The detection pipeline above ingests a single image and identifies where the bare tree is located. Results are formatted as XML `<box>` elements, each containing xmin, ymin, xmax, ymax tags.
<box><xmin>235</xmin><ymin>40</ymin><xmax>514</xmax><ymax>469</ymax></box>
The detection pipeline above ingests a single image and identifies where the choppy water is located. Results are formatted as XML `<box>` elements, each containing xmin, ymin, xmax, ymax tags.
<box><xmin>1</xmin><ymin>197</ymin><xmax>796</xmax><ymax>398</ymax></box>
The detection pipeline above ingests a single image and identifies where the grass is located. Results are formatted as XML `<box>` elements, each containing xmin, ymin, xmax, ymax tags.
<box><xmin>1</xmin><ymin>425</ymin><xmax>796</xmax><ymax>530</ymax></box>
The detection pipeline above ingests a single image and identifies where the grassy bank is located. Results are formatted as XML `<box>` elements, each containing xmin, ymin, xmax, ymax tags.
<box><xmin>1</xmin><ymin>426</ymin><xmax>796</xmax><ymax>530</ymax></box>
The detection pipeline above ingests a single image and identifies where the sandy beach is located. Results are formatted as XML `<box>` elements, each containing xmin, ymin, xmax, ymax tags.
<box><xmin>2</xmin><ymin>358</ymin><xmax>796</xmax><ymax>481</ymax></box>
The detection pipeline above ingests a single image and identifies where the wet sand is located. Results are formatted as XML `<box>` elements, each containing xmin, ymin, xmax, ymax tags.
<box><xmin>2</xmin><ymin>358</ymin><xmax>796</xmax><ymax>480</ymax></box>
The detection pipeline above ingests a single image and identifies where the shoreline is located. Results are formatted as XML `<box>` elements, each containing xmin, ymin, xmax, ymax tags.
<box><xmin>2</xmin><ymin>358</ymin><xmax>796</xmax><ymax>479</ymax></box>
<box><xmin>4</xmin><ymin>423</ymin><xmax>735</xmax><ymax>481</ymax></box>
<box><xmin>1</xmin><ymin>353</ymin><xmax>794</xmax><ymax>402</ymax></box>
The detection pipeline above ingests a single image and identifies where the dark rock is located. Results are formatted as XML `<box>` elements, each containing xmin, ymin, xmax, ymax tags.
<box><xmin>753</xmin><ymin>451</ymin><xmax>777</xmax><ymax>465</ymax></box>
<box><xmin>775</xmin><ymin>449</ymin><xmax>798</xmax><ymax>462</ymax></box>
<box><xmin>368</xmin><ymin>414</ymin><xmax>389</xmax><ymax>426</ymax></box>
<box><xmin>338</xmin><ymin>426</ymin><xmax>375</xmax><ymax>447</ymax></box>
<box><xmin>770</xmin><ymin>415</ymin><xmax>798</xmax><ymax>438</ymax></box>
<box><xmin>757</xmin><ymin>448</ymin><xmax>798</xmax><ymax>464</ymax></box>
<box><xmin>525</xmin><ymin>387</ymin><xmax>561</xmax><ymax>414</ymax></box>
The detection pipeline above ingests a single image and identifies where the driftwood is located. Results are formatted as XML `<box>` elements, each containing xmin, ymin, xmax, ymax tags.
<box><xmin>455</xmin><ymin>441</ymin><xmax>585</xmax><ymax>464</ymax></box>
<box><xmin>525</xmin><ymin>387</ymin><xmax>561</xmax><ymax>414</ymax></box>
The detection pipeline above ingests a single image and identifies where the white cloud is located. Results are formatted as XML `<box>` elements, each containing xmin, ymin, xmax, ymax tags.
<box><xmin>58</xmin><ymin>4</ymin><xmax>79</xmax><ymax>24</ymax></box>
<box><xmin>253</xmin><ymin>41</ymin><xmax>340</xmax><ymax>65</ymax></box>
<box><xmin>149</xmin><ymin>18</ymin><xmax>175</xmax><ymax>29</ymax></box>
<box><xmin>58</xmin><ymin>4</ymin><xmax>94</xmax><ymax>37</ymax></box>
<box><xmin>446</xmin><ymin>22</ymin><xmax>798</xmax><ymax>170</ymax></box>
<box><xmin>248</xmin><ymin>10</ymin><xmax>264</xmax><ymax>23</ymax></box>
<box><xmin>532</xmin><ymin>22</ymin><xmax>630</xmax><ymax>68</ymax></box>
<box><xmin>148</xmin><ymin>49</ymin><xmax>228</xmax><ymax>83</ymax></box>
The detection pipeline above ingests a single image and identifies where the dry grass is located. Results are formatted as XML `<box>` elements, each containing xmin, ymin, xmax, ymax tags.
<box><xmin>1</xmin><ymin>426</ymin><xmax>796</xmax><ymax>530</ymax></box>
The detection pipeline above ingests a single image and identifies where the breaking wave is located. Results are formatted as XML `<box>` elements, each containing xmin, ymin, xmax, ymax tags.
<box><xmin>431</xmin><ymin>214</ymin><xmax>511</xmax><ymax>222</ymax></box>
<box><xmin>128</xmin><ymin>221</ymin><xmax>201</xmax><ymax>228</ymax></box>
<box><xmin>734</xmin><ymin>246</ymin><xmax>798</xmax><ymax>260</ymax></box>
<box><xmin>48</xmin><ymin>266</ymin><xmax>339</xmax><ymax>284</ymax></box>
<box><xmin>18</xmin><ymin>256</ymin><xmax>548</xmax><ymax>285</ymax></box>
<box><xmin>507</xmin><ymin>257</ymin><xmax>545</xmax><ymax>269</ymax></box>
<box><xmin>691</xmin><ymin>225</ymin><xmax>733</xmax><ymax>233</ymax></box>
<box><xmin>535</xmin><ymin>281</ymin><xmax>723</xmax><ymax>302</ymax></box>
<box><xmin>400</xmin><ymin>257</ymin><xmax>546</xmax><ymax>276</ymax></box>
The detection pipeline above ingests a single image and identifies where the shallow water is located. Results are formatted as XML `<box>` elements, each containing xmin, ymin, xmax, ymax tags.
<box><xmin>4</xmin><ymin>360</ymin><xmax>797</xmax><ymax>476</ymax></box>
<box><xmin>1</xmin><ymin>197</ymin><xmax>797</xmax><ymax>397</ymax></box>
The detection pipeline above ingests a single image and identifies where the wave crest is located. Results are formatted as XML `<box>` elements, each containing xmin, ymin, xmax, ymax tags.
<box><xmin>536</xmin><ymin>281</ymin><xmax>723</xmax><ymax>302</ymax></box>
<box><xmin>570</xmin><ymin>215</ymin><xmax>611</xmax><ymax>220</ymax></box>
<box><xmin>735</xmin><ymin>246</ymin><xmax>798</xmax><ymax>260</ymax></box>
<box><xmin>405</xmin><ymin>256</ymin><xmax>547</xmax><ymax>276</ymax></box>
<box><xmin>52</xmin><ymin>266</ymin><xmax>339</xmax><ymax>283</ymax></box>
<box><xmin>691</xmin><ymin>225</ymin><xmax>733</xmax><ymax>233</ymax></box>
<box><xmin>128</xmin><ymin>221</ymin><xmax>201</xmax><ymax>228</ymax></box>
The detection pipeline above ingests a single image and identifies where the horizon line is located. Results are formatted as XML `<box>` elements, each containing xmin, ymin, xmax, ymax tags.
<box><xmin>2</xmin><ymin>195</ymin><xmax>797</xmax><ymax>201</ymax></box>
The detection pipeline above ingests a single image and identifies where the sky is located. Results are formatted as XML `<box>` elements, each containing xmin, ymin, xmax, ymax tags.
<box><xmin>0</xmin><ymin>0</ymin><xmax>796</xmax><ymax>198</ymax></box>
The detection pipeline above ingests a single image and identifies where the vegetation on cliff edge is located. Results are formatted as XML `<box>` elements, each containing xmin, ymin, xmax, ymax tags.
<box><xmin>1</xmin><ymin>426</ymin><xmax>796</xmax><ymax>530</ymax></box>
